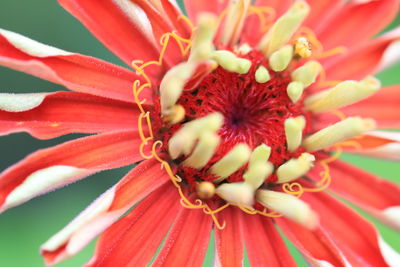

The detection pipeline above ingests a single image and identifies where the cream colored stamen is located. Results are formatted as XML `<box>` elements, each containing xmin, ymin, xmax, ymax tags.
<box><xmin>256</xmin><ymin>189</ymin><xmax>319</xmax><ymax>229</ymax></box>
<box><xmin>182</xmin><ymin>132</ymin><xmax>220</xmax><ymax>169</ymax></box>
<box><xmin>237</xmin><ymin>43</ymin><xmax>252</xmax><ymax>55</ymax></box>
<box><xmin>211</xmin><ymin>143</ymin><xmax>251</xmax><ymax>182</ymax></box>
<box><xmin>303</xmin><ymin>117</ymin><xmax>376</xmax><ymax>152</ymax></box>
<box><xmin>285</xmin><ymin>116</ymin><xmax>306</xmax><ymax>152</ymax></box>
<box><xmin>287</xmin><ymin>81</ymin><xmax>304</xmax><ymax>103</ymax></box>
<box><xmin>160</xmin><ymin>62</ymin><xmax>196</xmax><ymax>115</ymax></box>
<box><xmin>189</xmin><ymin>13</ymin><xmax>218</xmax><ymax>62</ymax></box>
<box><xmin>291</xmin><ymin>60</ymin><xmax>322</xmax><ymax>87</ymax></box>
<box><xmin>216</xmin><ymin>182</ymin><xmax>254</xmax><ymax>206</ymax></box>
<box><xmin>248</xmin><ymin>144</ymin><xmax>271</xmax><ymax>168</ymax></box>
<box><xmin>168</xmin><ymin>112</ymin><xmax>223</xmax><ymax>159</ymax></box>
<box><xmin>221</xmin><ymin>0</ymin><xmax>250</xmax><ymax>46</ymax></box>
<box><xmin>294</xmin><ymin>37</ymin><xmax>312</xmax><ymax>58</ymax></box>
<box><xmin>259</xmin><ymin>1</ymin><xmax>310</xmax><ymax>56</ymax></box>
<box><xmin>212</xmin><ymin>50</ymin><xmax>252</xmax><ymax>74</ymax></box>
<box><xmin>243</xmin><ymin>161</ymin><xmax>274</xmax><ymax>189</ymax></box>
<box><xmin>255</xmin><ymin>66</ymin><xmax>271</xmax><ymax>83</ymax></box>
<box><xmin>305</xmin><ymin>76</ymin><xmax>381</xmax><ymax>113</ymax></box>
<box><xmin>269</xmin><ymin>45</ymin><xmax>294</xmax><ymax>72</ymax></box>
<box><xmin>276</xmin><ymin>152</ymin><xmax>315</xmax><ymax>183</ymax></box>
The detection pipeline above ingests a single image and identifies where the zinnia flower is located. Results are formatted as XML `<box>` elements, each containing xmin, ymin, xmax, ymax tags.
<box><xmin>1</xmin><ymin>0</ymin><xmax>400</xmax><ymax>266</ymax></box>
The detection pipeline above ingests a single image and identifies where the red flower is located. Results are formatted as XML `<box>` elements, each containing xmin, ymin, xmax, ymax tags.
<box><xmin>1</xmin><ymin>0</ymin><xmax>400</xmax><ymax>266</ymax></box>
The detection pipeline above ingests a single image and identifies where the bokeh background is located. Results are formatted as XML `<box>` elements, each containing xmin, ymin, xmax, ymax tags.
<box><xmin>0</xmin><ymin>1</ymin><xmax>399</xmax><ymax>266</ymax></box>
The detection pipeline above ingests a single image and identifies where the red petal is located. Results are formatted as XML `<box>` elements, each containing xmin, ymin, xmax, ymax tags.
<box><xmin>153</xmin><ymin>204</ymin><xmax>212</xmax><ymax>267</ymax></box>
<box><xmin>0</xmin><ymin>30</ymin><xmax>148</xmax><ymax>103</ymax></box>
<box><xmin>57</xmin><ymin>0</ymin><xmax>161</xmax><ymax>67</ymax></box>
<box><xmin>0</xmin><ymin>130</ymin><xmax>146</xmax><ymax>212</ymax></box>
<box><xmin>41</xmin><ymin>159</ymin><xmax>170</xmax><ymax>266</ymax></box>
<box><xmin>85</xmin><ymin>183</ymin><xmax>181</xmax><ymax>267</ymax></box>
<box><xmin>317</xmin><ymin>0</ymin><xmax>400</xmax><ymax>50</ymax></box>
<box><xmin>255</xmin><ymin>0</ymin><xmax>292</xmax><ymax>16</ymax></box>
<box><xmin>242</xmin><ymin>213</ymin><xmax>296</xmax><ymax>267</ymax></box>
<box><xmin>183</xmin><ymin>0</ymin><xmax>229</xmax><ymax>21</ymax></box>
<box><xmin>303</xmin><ymin>0</ymin><xmax>344</xmax><ymax>31</ymax></box>
<box><xmin>301</xmin><ymin>189</ymin><xmax>398</xmax><ymax>266</ymax></box>
<box><xmin>160</xmin><ymin>0</ymin><xmax>192</xmax><ymax>38</ymax></box>
<box><xmin>324</xmin><ymin>28</ymin><xmax>400</xmax><ymax>81</ymax></box>
<box><xmin>310</xmin><ymin>159</ymin><xmax>400</xmax><ymax>230</ymax></box>
<box><xmin>214</xmin><ymin>207</ymin><xmax>244</xmax><ymax>267</ymax></box>
<box><xmin>0</xmin><ymin>92</ymin><xmax>142</xmax><ymax>139</ymax></box>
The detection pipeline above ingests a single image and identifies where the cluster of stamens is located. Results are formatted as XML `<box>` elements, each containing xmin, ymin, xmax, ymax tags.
<box><xmin>134</xmin><ymin>0</ymin><xmax>381</xmax><ymax>229</ymax></box>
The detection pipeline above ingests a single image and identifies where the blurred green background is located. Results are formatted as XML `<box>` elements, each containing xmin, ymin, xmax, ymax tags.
<box><xmin>0</xmin><ymin>1</ymin><xmax>399</xmax><ymax>266</ymax></box>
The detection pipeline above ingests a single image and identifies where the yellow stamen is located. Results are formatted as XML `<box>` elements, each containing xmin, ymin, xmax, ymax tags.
<box><xmin>291</xmin><ymin>60</ymin><xmax>322</xmax><ymax>87</ymax></box>
<box><xmin>259</xmin><ymin>0</ymin><xmax>310</xmax><ymax>56</ymax></box>
<box><xmin>255</xmin><ymin>65</ymin><xmax>271</xmax><ymax>83</ymax></box>
<box><xmin>303</xmin><ymin>117</ymin><xmax>376</xmax><ymax>152</ymax></box>
<box><xmin>162</xmin><ymin>104</ymin><xmax>186</xmax><ymax>124</ymax></box>
<box><xmin>276</xmin><ymin>152</ymin><xmax>315</xmax><ymax>183</ymax></box>
<box><xmin>196</xmin><ymin>181</ymin><xmax>216</xmax><ymax>200</ymax></box>
<box><xmin>287</xmin><ymin>81</ymin><xmax>304</xmax><ymax>103</ymax></box>
<box><xmin>294</xmin><ymin>37</ymin><xmax>312</xmax><ymax>58</ymax></box>
<box><xmin>211</xmin><ymin>143</ymin><xmax>251</xmax><ymax>182</ymax></box>
<box><xmin>305</xmin><ymin>76</ymin><xmax>381</xmax><ymax>113</ymax></box>
<box><xmin>256</xmin><ymin>189</ymin><xmax>319</xmax><ymax>229</ymax></box>
<box><xmin>269</xmin><ymin>45</ymin><xmax>294</xmax><ymax>72</ymax></box>
<box><xmin>183</xmin><ymin>131</ymin><xmax>220</xmax><ymax>169</ymax></box>
<box><xmin>285</xmin><ymin>116</ymin><xmax>306</xmax><ymax>152</ymax></box>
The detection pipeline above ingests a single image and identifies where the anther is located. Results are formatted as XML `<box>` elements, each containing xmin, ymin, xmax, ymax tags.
<box><xmin>183</xmin><ymin>131</ymin><xmax>220</xmax><ymax>169</ymax></box>
<box><xmin>189</xmin><ymin>13</ymin><xmax>218</xmax><ymax>62</ymax></box>
<box><xmin>256</xmin><ymin>189</ymin><xmax>319</xmax><ymax>229</ymax></box>
<box><xmin>305</xmin><ymin>76</ymin><xmax>381</xmax><ymax>113</ymax></box>
<box><xmin>243</xmin><ymin>161</ymin><xmax>274</xmax><ymax>189</ymax></box>
<box><xmin>285</xmin><ymin>116</ymin><xmax>306</xmax><ymax>152</ymax></box>
<box><xmin>213</xmin><ymin>50</ymin><xmax>252</xmax><ymax>74</ymax></box>
<box><xmin>162</xmin><ymin>104</ymin><xmax>185</xmax><ymax>124</ymax></box>
<box><xmin>259</xmin><ymin>0</ymin><xmax>310</xmax><ymax>56</ymax></box>
<box><xmin>248</xmin><ymin>144</ymin><xmax>271</xmax><ymax>168</ymax></box>
<box><xmin>255</xmin><ymin>66</ymin><xmax>271</xmax><ymax>83</ymax></box>
<box><xmin>211</xmin><ymin>143</ymin><xmax>251</xmax><ymax>182</ymax></box>
<box><xmin>276</xmin><ymin>152</ymin><xmax>315</xmax><ymax>183</ymax></box>
<box><xmin>294</xmin><ymin>37</ymin><xmax>312</xmax><ymax>58</ymax></box>
<box><xmin>291</xmin><ymin>60</ymin><xmax>322</xmax><ymax>87</ymax></box>
<box><xmin>303</xmin><ymin>117</ymin><xmax>376</xmax><ymax>152</ymax></box>
<box><xmin>196</xmin><ymin>181</ymin><xmax>216</xmax><ymax>200</ymax></box>
<box><xmin>216</xmin><ymin>182</ymin><xmax>254</xmax><ymax>206</ymax></box>
<box><xmin>269</xmin><ymin>45</ymin><xmax>294</xmax><ymax>72</ymax></box>
<box><xmin>287</xmin><ymin>81</ymin><xmax>304</xmax><ymax>103</ymax></box>
<box><xmin>168</xmin><ymin>112</ymin><xmax>224</xmax><ymax>159</ymax></box>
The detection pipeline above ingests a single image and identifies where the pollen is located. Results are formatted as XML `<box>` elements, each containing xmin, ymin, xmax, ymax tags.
<box><xmin>196</xmin><ymin>181</ymin><xmax>216</xmax><ymax>200</ymax></box>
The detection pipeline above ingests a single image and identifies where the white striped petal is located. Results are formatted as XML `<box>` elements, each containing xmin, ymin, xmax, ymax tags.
<box><xmin>0</xmin><ymin>93</ymin><xmax>48</xmax><ymax>112</ymax></box>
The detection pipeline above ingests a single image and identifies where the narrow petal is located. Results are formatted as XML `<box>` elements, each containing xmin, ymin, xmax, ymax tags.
<box><xmin>310</xmin><ymin>159</ymin><xmax>400</xmax><ymax>230</ymax></box>
<box><xmin>153</xmin><ymin>204</ymin><xmax>212</xmax><ymax>267</ymax></box>
<box><xmin>0</xmin><ymin>92</ymin><xmax>141</xmax><ymax>139</ymax></box>
<box><xmin>84</xmin><ymin>183</ymin><xmax>181</xmax><ymax>267</ymax></box>
<box><xmin>255</xmin><ymin>0</ymin><xmax>293</xmax><ymax>16</ymax></box>
<box><xmin>301</xmin><ymin>189</ymin><xmax>400</xmax><ymax>266</ymax></box>
<box><xmin>278</xmin><ymin>217</ymin><xmax>349</xmax><ymax>267</ymax></box>
<box><xmin>183</xmin><ymin>0</ymin><xmax>229</xmax><ymax>20</ymax></box>
<box><xmin>324</xmin><ymin>27</ymin><xmax>400</xmax><ymax>81</ymax></box>
<box><xmin>242</xmin><ymin>214</ymin><xmax>297</xmax><ymax>267</ymax></box>
<box><xmin>0</xmin><ymin>29</ymin><xmax>148</xmax><ymax>102</ymax></box>
<box><xmin>160</xmin><ymin>0</ymin><xmax>192</xmax><ymax>38</ymax></box>
<box><xmin>40</xmin><ymin>159</ymin><xmax>169</xmax><ymax>266</ymax></box>
<box><xmin>0</xmin><ymin>130</ymin><xmax>146</xmax><ymax>212</ymax></box>
<box><xmin>303</xmin><ymin>0</ymin><xmax>344</xmax><ymax>31</ymax></box>
<box><xmin>316</xmin><ymin>0</ymin><xmax>400</xmax><ymax>50</ymax></box>
<box><xmin>57</xmin><ymin>0</ymin><xmax>161</xmax><ymax>66</ymax></box>
<box><xmin>214</xmin><ymin>207</ymin><xmax>244</xmax><ymax>267</ymax></box>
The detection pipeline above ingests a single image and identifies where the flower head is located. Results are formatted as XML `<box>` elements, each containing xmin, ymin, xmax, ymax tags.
<box><xmin>1</xmin><ymin>0</ymin><xmax>400</xmax><ymax>266</ymax></box>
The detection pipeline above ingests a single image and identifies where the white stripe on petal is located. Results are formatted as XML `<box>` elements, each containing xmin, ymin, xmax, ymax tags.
<box><xmin>379</xmin><ymin>40</ymin><xmax>400</xmax><ymax>72</ymax></box>
<box><xmin>356</xmin><ymin>142</ymin><xmax>400</xmax><ymax>161</ymax></box>
<box><xmin>1</xmin><ymin>166</ymin><xmax>92</xmax><ymax>213</ymax></box>
<box><xmin>0</xmin><ymin>93</ymin><xmax>47</xmax><ymax>112</ymax></box>
<box><xmin>112</xmin><ymin>0</ymin><xmax>156</xmax><ymax>44</ymax></box>
<box><xmin>378</xmin><ymin>235</ymin><xmax>400</xmax><ymax>267</ymax></box>
<box><xmin>380</xmin><ymin>206</ymin><xmax>400</xmax><ymax>231</ymax></box>
<box><xmin>0</xmin><ymin>28</ymin><xmax>72</xmax><ymax>57</ymax></box>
